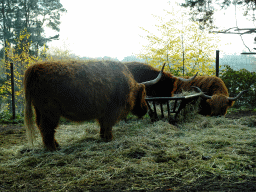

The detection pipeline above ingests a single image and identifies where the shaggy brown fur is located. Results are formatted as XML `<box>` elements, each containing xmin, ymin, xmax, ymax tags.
<box><xmin>24</xmin><ymin>60</ymin><xmax>163</xmax><ymax>151</ymax></box>
<box><xmin>125</xmin><ymin>62</ymin><xmax>245</xmax><ymax>116</ymax></box>
<box><xmin>125</xmin><ymin>62</ymin><xmax>194</xmax><ymax>98</ymax></box>
<box><xmin>175</xmin><ymin>76</ymin><xmax>235</xmax><ymax>116</ymax></box>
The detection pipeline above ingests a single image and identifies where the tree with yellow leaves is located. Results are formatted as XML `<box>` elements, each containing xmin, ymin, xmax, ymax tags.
<box><xmin>0</xmin><ymin>29</ymin><xmax>40</xmax><ymax>113</ymax></box>
<box><xmin>0</xmin><ymin>30</ymin><xmax>74</xmax><ymax>115</ymax></box>
<box><xmin>138</xmin><ymin>5</ymin><xmax>220</xmax><ymax>76</ymax></box>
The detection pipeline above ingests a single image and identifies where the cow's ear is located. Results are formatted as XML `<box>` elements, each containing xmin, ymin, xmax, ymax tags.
<box><xmin>137</xmin><ymin>84</ymin><xmax>146</xmax><ymax>103</ymax></box>
<box><xmin>228</xmin><ymin>100</ymin><xmax>235</xmax><ymax>107</ymax></box>
<box><xmin>131</xmin><ymin>84</ymin><xmax>148</xmax><ymax>118</ymax></box>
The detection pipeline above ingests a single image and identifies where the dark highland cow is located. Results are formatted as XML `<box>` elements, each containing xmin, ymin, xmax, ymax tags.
<box><xmin>125</xmin><ymin>62</ymin><xmax>198</xmax><ymax>98</ymax></box>
<box><xmin>24</xmin><ymin>60</ymin><xmax>165</xmax><ymax>151</ymax></box>
<box><xmin>175</xmin><ymin>76</ymin><xmax>248</xmax><ymax>116</ymax></box>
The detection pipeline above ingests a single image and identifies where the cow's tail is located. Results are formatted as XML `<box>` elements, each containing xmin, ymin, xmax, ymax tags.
<box><xmin>24</xmin><ymin>67</ymin><xmax>36</xmax><ymax>146</ymax></box>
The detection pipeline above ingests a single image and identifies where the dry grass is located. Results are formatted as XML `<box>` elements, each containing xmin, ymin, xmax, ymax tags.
<box><xmin>0</xmin><ymin>111</ymin><xmax>256</xmax><ymax>191</ymax></box>
<box><xmin>148</xmin><ymin>90</ymin><xmax>201</xmax><ymax>123</ymax></box>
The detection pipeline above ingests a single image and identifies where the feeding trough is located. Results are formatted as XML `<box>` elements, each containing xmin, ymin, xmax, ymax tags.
<box><xmin>145</xmin><ymin>92</ymin><xmax>203</xmax><ymax>125</ymax></box>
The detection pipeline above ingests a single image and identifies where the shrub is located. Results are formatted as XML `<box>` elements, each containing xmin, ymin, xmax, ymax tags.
<box><xmin>220</xmin><ymin>65</ymin><xmax>256</xmax><ymax>108</ymax></box>
<box><xmin>0</xmin><ymin>110</ymin><xmax>23</xmax><ymax>124</ymax></box>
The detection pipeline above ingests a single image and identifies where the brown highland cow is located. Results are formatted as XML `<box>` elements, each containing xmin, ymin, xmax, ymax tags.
<box><xmin>125</xmin><ymin>62</ymin><xmax>198</xmax><ymax>98</ymax></box>
<box><xmin>24</xmin><ymin>60</ymin><xmax>165</xmax><ymax>151</ymax></box>
<box><xmin>125</xmin><ymin>62</ymin><xmax>247</xmax><ymax>116</ymax></box>
<box><xmin>175</xmin><ymin>76</ymin><xmax>248</xmax><ymax>116</ymax></box>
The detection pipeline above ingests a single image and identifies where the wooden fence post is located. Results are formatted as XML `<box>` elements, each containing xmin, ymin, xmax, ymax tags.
<box><xmin>10</xmin><ymin>62</ymin><xmax>15</xmax><ymax>121</ymax></box>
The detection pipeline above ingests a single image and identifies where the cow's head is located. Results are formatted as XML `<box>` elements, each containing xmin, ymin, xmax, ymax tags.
<box><xmin>206</xmin><ymin>95</ymin><xmax>235</xmax><ymax>116</ymax></box>
<box><xmin>192</xmin><ymin>86</ymin><xmax>248</xmax><ymax>116</ymax></box>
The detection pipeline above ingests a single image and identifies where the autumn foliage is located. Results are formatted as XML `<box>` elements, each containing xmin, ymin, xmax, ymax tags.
<box><xmin>138</xmin><ymin>5</ymin><xmax>220</xmax><ymax>76</ymax></box>
<box><xmin>0</xmin><ymin>30</ymin><xmax>40</xmax><ymax>112</ymax></box>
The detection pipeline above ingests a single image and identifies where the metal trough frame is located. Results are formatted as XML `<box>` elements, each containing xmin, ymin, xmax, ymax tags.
<box><xmin>145</xmin><ymin>92</ymin><xmax>203</xmax><ymax>124</ymax></box>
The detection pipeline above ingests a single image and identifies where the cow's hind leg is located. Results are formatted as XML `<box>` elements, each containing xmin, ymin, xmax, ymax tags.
<box><xmin>38</xmin><ymin>112</ymin><xmax>60</xmax><ymax>151</ymax></box>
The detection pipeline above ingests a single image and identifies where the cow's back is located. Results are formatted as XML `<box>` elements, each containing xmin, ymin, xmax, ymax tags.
<box><xmin>125</xmin><ymin>62</ymin><xmax>178</xmax><ymax>97</ymax></box>
<box><xmin>175</xmin><ymin>76</ymin><xmax>229</xmax><ymax>96</ymax></box>
<box><xmin>125</xmin><ymin>62</ymin><xmax>160</xmax><ymax>82</ymax></box>
<box><xmin>25</xmin><ymin>60</ymin><xmax>135</xmax><ymax>121</ymax></box>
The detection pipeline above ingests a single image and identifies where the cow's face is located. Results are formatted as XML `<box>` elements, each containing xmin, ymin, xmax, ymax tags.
<box><xmin>131</xmin><ymin>85</ymin><xmax>148</xmax><ymax>118</ymax></box>
<box><xmin>207</xmin><ymin>95</ymin><xmax>235</xmax><ymax>116</ymax></box>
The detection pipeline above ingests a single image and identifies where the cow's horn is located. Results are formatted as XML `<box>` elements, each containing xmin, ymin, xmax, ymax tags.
<box><xmin>178</xmin><ymin>72</ymin><xmax>198</xmax><ymax>82</ymax></box>
<box><xmin>141</xmin><ymin>63</ymin><xmax>166</xmax><ymax>86</ymax></box>
<box><xmin>227</xmin><ymin>90</ymin><xmax>249</xmax><ymax>101</ymax></box>
<box><xmin>191</xmin><ymin>86</ymin><xmax>212</xmax><ymax>99</ymax></box>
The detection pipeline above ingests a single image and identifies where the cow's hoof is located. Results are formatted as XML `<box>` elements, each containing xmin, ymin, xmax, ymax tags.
<box><xmin>101</xmin><ymin>133</ymin><xmax>113</xmax><ymax>142</ymax></box>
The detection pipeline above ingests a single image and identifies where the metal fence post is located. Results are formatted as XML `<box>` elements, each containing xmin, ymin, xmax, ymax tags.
<box><xmin>216</xmin><ymin>50</ymin><xmax>219</xmax><ymax>77</ymax></box>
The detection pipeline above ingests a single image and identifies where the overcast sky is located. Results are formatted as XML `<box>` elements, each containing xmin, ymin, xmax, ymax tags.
<box><xmin>47</xmin><ymin>0</ymin><xmax>256</xmax><ymax>60</ymax></box>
